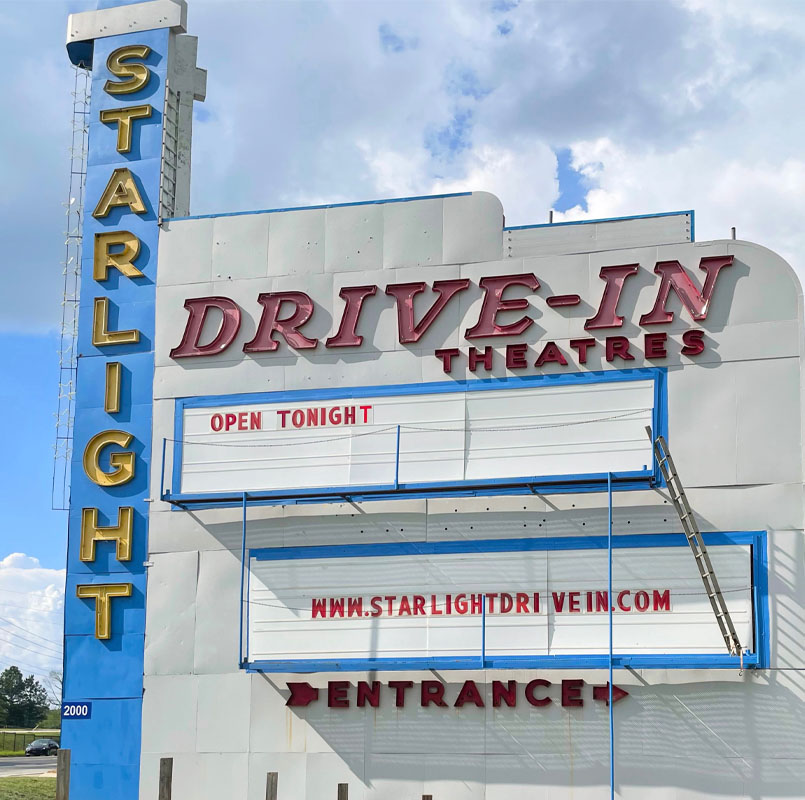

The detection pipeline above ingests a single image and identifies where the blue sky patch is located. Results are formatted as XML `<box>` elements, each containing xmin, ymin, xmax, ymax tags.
<box><xmin>445</xmin><ymin>64</ymin><xmax>491</xmax><ymax>100</ymax></box>
<box><xmin>497</xmin><ymin>20</ymin><xmax>513</xmax><ymax>36</ymax></box>
<box><xmin>554</xmin><ymin>147</ymin><xmax>589</xmax><ymax>212</ymax></box>
<box><xmin>378</xmin><ymin>23</ymin><xmax>417</xmax><ymax>53</ymax></box>
<box><xmin>425</xmin><ymin>109</ymin><xmax>474</xmax><ymax>160</ymax></box>
<box><xmin>491</xmin><ymin>0</ymin><xmax>519</xmax><ymax>13</ymax></box>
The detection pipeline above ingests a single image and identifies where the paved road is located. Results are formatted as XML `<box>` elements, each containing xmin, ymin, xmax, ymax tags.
<box><xmin>0</xmin><ymin>755</ymin><xmax>57</xmax><ymax>777</ymax></box>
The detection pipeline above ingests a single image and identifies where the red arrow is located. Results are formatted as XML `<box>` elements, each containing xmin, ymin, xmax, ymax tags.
<box><xmin>593</xmin><ymin>683</ymin><xmax>629</xmax><ymax>705</ymax></box>
<box><xmin>286</xmin><ymin>682</ymin><xmax>319</xmax><ymax>707</ymax></box>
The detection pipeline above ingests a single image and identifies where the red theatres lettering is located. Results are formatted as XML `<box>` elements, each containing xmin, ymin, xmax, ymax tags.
<box><xmin>169</xmin><ymin>258</ymin><xmax>732</xmax><ymax>360</ymax></box>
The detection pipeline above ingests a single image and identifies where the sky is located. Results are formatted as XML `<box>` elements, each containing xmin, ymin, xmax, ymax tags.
<box><xmin>1</xmin><ymin>0</ymin><xmax>805</xmax><ymax>685</ymax></box>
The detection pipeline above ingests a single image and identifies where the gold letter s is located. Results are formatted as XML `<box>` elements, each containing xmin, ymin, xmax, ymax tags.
<box><xmin>105</xmin><ymin>45</ymin><xmax>151</xmax><ymax>95</ymax></box>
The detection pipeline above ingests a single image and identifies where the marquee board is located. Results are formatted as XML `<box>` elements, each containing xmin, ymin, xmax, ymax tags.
<box><xmin>170</xmin><ymin>370</ymin><xmax>665</xmax><ymax>502</ymax></box>
<box><xmin>245</xmin><ymin>533</ymin><xmax>766</xmax><ymax>671</ymax></box>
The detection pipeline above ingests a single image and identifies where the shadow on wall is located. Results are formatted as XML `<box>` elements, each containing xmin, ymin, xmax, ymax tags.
<box><xmin>191</xmin><ymin>499</ymin><xmax>805</xmax><ymax>798</ymax></box>
<box><xmin>196</xmin><ymin>497</ymin><xmax>691</xmax><ymax>554</ymax></box>
<box><xmin>257</xmin><ymin>672</ymin><xmax>805</xmax><ymax>798</ymax></box>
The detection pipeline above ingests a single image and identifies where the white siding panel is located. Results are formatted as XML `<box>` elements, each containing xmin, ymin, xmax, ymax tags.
<box><xmin>194</xmin><ymin>549</ymin><xmax>242</xmax><ymax>674</ymax></box>
<box><xmin>443</xmin><ymin>192</ymin><xmax>503</xmax><ymax>265</ymax></box>
<box><xmin>325</xmin><ymin>204</ymin><xmax>384</xmax><ymax>273</ymax></box>
<box><xmin>141</xmin><ymin>674</ymin><xmax>198</xmax><ymax>754</ymax></box>
<box><xmin>247</xmin><ymin>753</ymin><xmax>307</xmax><ymax>800</ymax></box>
<box><xmin>268</xmin><ymin>209</ymin><xmax>325</xmax><ymax>277</ymax></box>
<box><xmin>249</xmin><ymin>674</ymin><xmax>308</xmax><ymax>753</ymax></box>
<box><xmin>211</xmin><ymin>213</ymin><xmax>270</xmax><ymax>281</ymax></box>
<box><xmin>382</xmin><ymin>198</ymin><xmax>443</xmax><ymax>270</ymax></box>
<box><xmin>158</xmin><ymin>217</ymin><xmax>213</xmax><ymax>286</ymax></box>
<box><xmin>196</xmin><ymin>672</ymin><xmax>251</xmax><ymax>752</ymax></box>
<box><xmin>143</xmin><ymin>551</ymin><xmax>198</xmax><ymax>675</ymax></box>
<box><xmin>507</xmin><ymin>212</ymin><xmax>691</xmax><ymax>259</ymax></box>
<box><xmin>736</xmin><ymin>358</ymin><xmax>801</xmax><ymax>485</ymax></box>
<box><xmin>305</xmin><ymin>753</ymin><xmax>365</xmax><ymax>800</ymax></box>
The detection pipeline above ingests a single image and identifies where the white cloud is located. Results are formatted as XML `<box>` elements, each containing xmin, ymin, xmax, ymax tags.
<box><xmin>432</xmin><ymin>142</ymin><xmax>558</xmax><ymax>226</ymax></box>
<box><xmin>0</xmin><ymin>553</ymin><xmax>64</xmax><ymax>682</ymax></box>
<box><xmin>357</xmin><ymin>140</ymin><xmax>557</xmax><ymax>225</ymax></box>
<box><xmin>552</xmin><ymin>0</ymin><xmax>805</xmax><ymax>278</ymax></box>
<box><xmin>3</xmin><ymin>0</ymin><xmax>805</xmax><ymax>331</ymax></box>
<box><xmin>556</xmin><ymin>137</ymin><xmax>805</xmax><ymax>273</ymax></box>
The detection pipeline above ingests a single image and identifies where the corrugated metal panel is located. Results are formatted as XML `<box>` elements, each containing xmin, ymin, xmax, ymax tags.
<box><xmin>505</xmin><ymin>212</ymin><xmax>692</xmax><ymax>259</ymax></box>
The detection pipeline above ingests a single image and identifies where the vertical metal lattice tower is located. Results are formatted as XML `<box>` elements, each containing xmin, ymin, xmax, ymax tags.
<box><xmin>158</xmin><ymin>80</ymin><xmax>181</xmax><ymax>223</ymax></box>
<box><xmin>53</xmin><ymin>66</ymin><xmax>90</xmax><ymax>511</ymax></box>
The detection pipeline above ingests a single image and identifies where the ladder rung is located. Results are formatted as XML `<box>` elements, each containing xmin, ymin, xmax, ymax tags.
<box><xmin>652</xmin><ymin>434</ymin><xmax>742</xmax><ymax>661</ymax></box>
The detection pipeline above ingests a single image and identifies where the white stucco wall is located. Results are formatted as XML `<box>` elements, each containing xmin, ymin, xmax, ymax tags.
<box><xmin>140</xmin><ymin>193</ymin><xmax>805</xmax><ymax>800</ymax></box>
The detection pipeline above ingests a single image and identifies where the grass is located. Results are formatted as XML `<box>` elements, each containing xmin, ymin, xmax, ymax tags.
<box><xmin>0</xmin><ymin>777</ymin><xmax>56</xmax><ymax>799</ymax></box>
<box><xmin>0</xmin><ymin>750</ymin><xmax>25</xmax><ymax>756</ymax></box>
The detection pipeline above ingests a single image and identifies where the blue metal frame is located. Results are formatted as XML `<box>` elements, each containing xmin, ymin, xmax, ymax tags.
<box><xmin>243</xmin><ymin>531</ymin><xmax>768</xmax><ymax>673</ymax></box>
<box><xmin>607</xmin><ymin>474</ymin><xmax>614</xmax><ymax>800</ymax></box>
<box><xmin>505</xmin><ymin>209</ymin><xmax>695</xmax><ymax>243</ymax></box>
<box><xmin>168</xmin><ymin>191</ymin><xmax>472</xmax><ymax>223</ymax></box>
<box><xmin>170</xmin><ymin>202</ymin><xmax>694</xmax><ymax>245</ymax></box>
<box><xmin>164</xmin><ymin>368</ymin><xmax>668</xmax><ymax>508</ymax></box>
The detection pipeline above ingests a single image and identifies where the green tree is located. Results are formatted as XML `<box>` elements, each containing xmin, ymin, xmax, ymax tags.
<box><xmin>0</xmin><ymin>666</ymin><xmax>49</xmax><ymax>728</ymax></box>
<box><xmin>42</xmin><ymin>707</ymin><xmax>61</xmax><ymax>729</ymax></box>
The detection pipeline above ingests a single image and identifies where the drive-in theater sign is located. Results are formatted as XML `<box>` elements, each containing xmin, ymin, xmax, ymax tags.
<box><xmin>60</xmin><ymin>2</ymin><xmax>804</xmax><ymax>800</ymax></box>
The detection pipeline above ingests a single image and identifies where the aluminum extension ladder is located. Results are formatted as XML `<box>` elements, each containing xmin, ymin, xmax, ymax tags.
<box><xmin>648</xmin><ymin>429</ymin><xmax>743</xmax><ymax>659</ymax></box>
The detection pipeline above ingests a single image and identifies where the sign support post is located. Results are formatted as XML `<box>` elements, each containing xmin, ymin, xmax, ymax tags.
<box><xmin>608</xmin><ymin>471</ymin><xmax>615</xmax><ymax>800</ymax></box>
<box><xmin>240</xmin><ymin>491</ymin><xmax>248</xmax><ymax>666</ymax></box>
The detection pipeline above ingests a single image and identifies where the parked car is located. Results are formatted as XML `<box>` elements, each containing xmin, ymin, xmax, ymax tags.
<box><xmin>25</xmin><ymin>739</ymin><xmax>59</xmax><ymax>756</ymax></box>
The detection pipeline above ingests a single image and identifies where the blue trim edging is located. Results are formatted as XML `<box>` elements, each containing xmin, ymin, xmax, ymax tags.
<box><xmin>504</xmin><ymin>209</ymin><xmax>694</xmax><ymax>234</ymax></box>
<box><xmin>167</xmin><ymin>191</ymin><xmax>472</xmax><ymax>222</ymax></box>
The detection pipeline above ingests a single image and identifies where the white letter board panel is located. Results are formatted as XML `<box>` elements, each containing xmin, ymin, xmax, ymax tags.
<box><xmin>178</xmin><ymin>377</ymin><xmax>656</xmax><ymax>495</ymax></box>
<box><xmin>247</xmin><ymin>541</ymin><xmax>753</xmax><ymax>663</ymax></box>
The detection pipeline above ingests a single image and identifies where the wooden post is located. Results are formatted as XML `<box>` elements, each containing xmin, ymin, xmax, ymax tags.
<box><xmin>158</xmin><ymin>757</ymin><xmax>173</xmax><ymax>800</ymax></box>
<box><xmin>266</xmin><ymin>771</ymin><xmax>278</xmax><ymax>800</ymax></box>
<box><xmin>56</xmin><ymin>749</ymin><xmax>71</xmax><ymax>800</ymax></box>
<box><xmin>337</xmin><ymin>783</ymin><xmax>349</xmax><ymax>800</ymax></box>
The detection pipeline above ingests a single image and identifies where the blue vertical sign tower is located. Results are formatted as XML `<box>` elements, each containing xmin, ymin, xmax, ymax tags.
<box><xmin>62</xmin><ymin>1</ymin><xmax>201</xmax><ymax>795</ymax></box>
